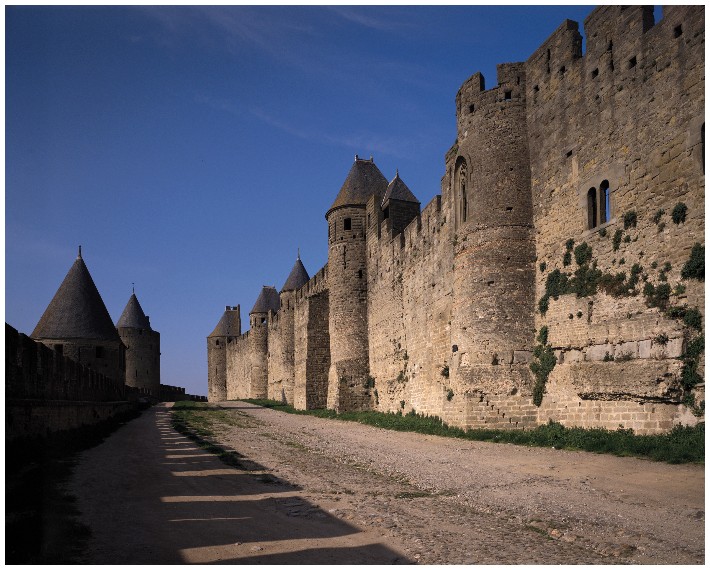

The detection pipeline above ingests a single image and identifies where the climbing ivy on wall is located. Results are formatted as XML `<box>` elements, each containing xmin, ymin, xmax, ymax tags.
<box><xmin>530</xmin><ymin>326</ymin><xmax>556</xmax><ymax>407</ymax></box>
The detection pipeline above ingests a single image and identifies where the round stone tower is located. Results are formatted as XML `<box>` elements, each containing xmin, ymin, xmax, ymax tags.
<box><xmin>325</xmin><ymin>155</ymin><xmax>388</xmax><ymax>411</ymax></box>
<box><xmin>449</xmin><ymin>64</ymin><xmax>536</xmax><ymax>393</ymax></box>
<box><xmin>248</xmin><ymin>286</ymin><xmax>280</xmax><ymax>399</ymax></box>
<box><xmin>273</xmin><ymin>254</ymin><xmax>310</xmax><ymax>404</ymax></box>
<box><xmin>31</xmin><ymin>247</ymin><xmax>126</xmax><ymax>387</ymax></box>
<box><xmin>207</xmin><ymin>305</ymin><xmax>240</xmax><ymax>402</ymax></box>
<box><xmin>117</xmin><ymin>291</ymin><xmax>161</xmax><ymax>397</ymax></box>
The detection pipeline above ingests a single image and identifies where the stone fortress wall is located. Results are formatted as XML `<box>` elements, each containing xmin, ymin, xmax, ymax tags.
<box><xmin>209</xmin><ymin>6</ymin><xmax>704</xmax><ymax>434</ymax></box>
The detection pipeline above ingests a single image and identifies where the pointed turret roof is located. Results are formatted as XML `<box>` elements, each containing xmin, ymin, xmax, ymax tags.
<box><xmin>382</xmin><ymin>171</ymin><xmax>419</xmax><ymax>205</ymax></box>
<box><xmin>281</xmin><ymin>254</ymin><xmax>310</xmax><ymax>292</ymax></box>
<box><xmin>117</xmin><ymin>293</ymin><xmax>151</xmax><ymax>330</ymax></box>
<box><xmin>208</xmin><ymin>306</ymin><xmax>241</xmax><ymax>338</ymax></box>
<box><xmin>250</xmin><ymin>286</ymin><xmax>280</xmax><ymax>314</ymax></box>
<box><xmin>32</xmin><ymin>247</ymin><xmax>120</xmax><ymax>341</ymax></box>
<box><xmin>327</xmin><ymin>155</ymin><xmax>388</xmax><ymax>216</ymax></box>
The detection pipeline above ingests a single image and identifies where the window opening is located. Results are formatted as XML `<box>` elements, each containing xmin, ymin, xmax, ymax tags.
<box><xmin>55</xmin><ymin>344</ymin><xmax>63</xmax><ymax>355</ymax></box>
<box><xmin>591</xmin><ymin>68</ymin><xmax>599</xmax><ymax>78</ymax></box>
<box><xmin>628</xmin><ymin>56</ymin><xmax>637</xmax><ymax>69</ymax></box>
<box><xmin>383</xmin><ymin>206</ymin><xmax>389</xmax><ymax>220</ymax></box>
<box><xmin>95</xmin><ymin>346</ymin><xmax>104</xmax><ymax>359</ymax></box>
<box><xmin>674</xmin><ymin>25</ymin><xmax>683</xmax><ymax>38</ymax></box>
<box><xmin>469</xmin><ymin>104</ymin><xmax>475</xmax><ymax>113</ymax></box>
<box><xmin>600</xmin><ymin>180</ymin><xmax>611</xmax><ymax>224</ymax></box>
<box><xmin>344</xmin><ymin>218</ymin><xmax>351</xmax><ymax>231</ymax></box>
<box><xmin>461</xmin><ymin>169</ymin><xmax>468</xmax><ymax>222</ymax></box>
<box><xmin>504</xmin><ymin>90</ymin><xmax>512</xmax><ymax>100</ymax></box>
<box><xmin>587</xmin><ymin>188</ymin><xmax>597</xmax><ymax>229</ymax></box>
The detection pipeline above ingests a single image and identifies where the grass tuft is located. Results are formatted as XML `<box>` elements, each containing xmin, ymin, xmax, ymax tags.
<box><xmin>241</xmin><ymin>400</ymin><xmax>704</xmax><ymax>464</ymax></box>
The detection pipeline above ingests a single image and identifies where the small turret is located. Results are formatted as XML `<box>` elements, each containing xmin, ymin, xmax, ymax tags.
<box><xmin>247</xmin><ymin>286</ymin><xmax>279</xmax><ymax>399</ymax></box>
<box><xmin>271</xmin><ymin>255</ymin><xmax>311</xmax><ymax>404</ymax></box>
<box><xmin>117</xmin><ymin>291</ymin><xmax>161</xmax><ymax>398</ymax></box>
<box><xmin>207</xmin><ymin>305</ymin><xmax>241</xmax><ymax>402</ymax></box>
<box><xmin>381</xmin><ymin>171</ymin><xmax>420</xmax><ymax>237</ymax></box>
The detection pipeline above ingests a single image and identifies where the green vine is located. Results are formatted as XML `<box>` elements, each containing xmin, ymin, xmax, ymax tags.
<box><xmin>530</xmin><ymin>326</ymin><xmax>556</xmax><ymax>407</ymax></box>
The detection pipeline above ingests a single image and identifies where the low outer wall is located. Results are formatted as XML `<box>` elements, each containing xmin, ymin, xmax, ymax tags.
<box><xmin>5</xmin><ymin>323</ymin><xmax>136</xmax><ymax>442</ymax></box>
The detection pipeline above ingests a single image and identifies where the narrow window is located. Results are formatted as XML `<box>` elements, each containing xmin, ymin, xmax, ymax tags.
<box><xmin>261</xmin><ymin>317</ymin><xmax>266</xmax><ymax>324</ymax></box>
<box><xmin>95</xmin><ymin>346</ymin><xmax>104</xmax><ymax>359</ymax></box>
<box><xmin>702</xmin><ymin>123</ymin><xmax>705</xmax><ymax>173</ymax></box>
<box><xmin>216</xmin><ymin>339</ymin><xmax>220</xmax><ymax>346</ymax></box>
<box><xmin>383</xmin><ymin>206</ymin><xmax>389</xmax><ymax>220</ymax></box>
<box><xmin>344</xmin><ymin>218</ymin><xmax>351</xmax><ymax>231</ymax></box>
<box><xmin>628</xmin><ymin>56</ymin><xmax>637</xmax><ymax>69</ymax></box>
<box><xmin>461</xmin><ymin>173</ymin><xmax>467</xmax><ymax>222</ymax></box>
<box><xmin>504</xmin><ymin>90</ymin><xmax>512</xmax><ymax>100</ymax></box>
<box><xmin>55</xmin><ymin>344</ymin><xmax>63</xmax><ymax>355</ymax></box>
<box><xmin>674</xmin><ymin>25</ymin><xmax>683</xmax><ymax>38</ymax></box>
<box><xmin>546</xmin><ymin>49</ymin><xmax>551</xmax><ymax>74</ymax></box>
<box><xmin>587</xmin><ymin>188</ymin><xmax>597</xmax><ymax>229</ymax></box>
<box><xmin>600</xmin><ymin>180</ymin><xmax>611</xmax><ymax>224</ymax></box>
<box><xmin>469</xmin><ymin>104</ymin><xmax>475</xmax><ymax>113</ymax></box>
<box><xmin>591</xmin><ymin>68</ymin><xmax>599</xmax><ymax>78</ymax></box>
<box><xmin>367</xmin><ymin>213</ymin><xmax>371</xmax><ymax>226</ymax></box>
<box><xmin>559</xmin><ymin>66</ymin><xmax>566</xmax><ymax>76</ymax></box>
<box><xmin>358</xmin><ymin>269</ymin><xmax>363</xmax><ymax>279</ymax></box>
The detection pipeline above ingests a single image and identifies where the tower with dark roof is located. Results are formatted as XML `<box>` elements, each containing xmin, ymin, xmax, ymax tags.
<box><xmin>207</xmin><ymin>305</ymin><xmax>241</xmax><ymax>401</ymax></box>
<box><xmin>381</xmin><ymin>171</ymin><xmax>421</xmax><ymax>237</ymax></box>
<box><xmin>117</xmin><ymin>291</ymin><xmax>161</xmax><ymax>397</ymax></box>
<box><xmin>268</xmin><ymin>255</ymin><xmax>310</xmax><ymax>403</ymax></box>
<box><xmin>325</xmin><ymin>155</ymin><xmax>388</xmax><ymax>411</ymax></box>
<box><xmin>246</xmin><ymin>286</ymin><xmax>280</xmax><ymax>399</ymax></box>
<box><xmin>31</xmin><ymin>247</ymin><xmax>126</xmax><ymax>386</ymax></box>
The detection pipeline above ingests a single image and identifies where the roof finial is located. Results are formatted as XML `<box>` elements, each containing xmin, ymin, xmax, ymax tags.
<box><xmin>297</xmin><ymin>247</ymin><xmax>300</xmax><ymax>261</ymax></box>
<box><xmin>396</xmin><ymin>168</ymin><xmax>399</xmax><ymax>178</ymax></box>
<box><xmin>78</xmin><ymin>245</ymin><xmax>82</xmax><ymax>259</ymax></box>
<box><xmin>132</xmin><ymin>282</ymin><xmax>135</xmax><ymax>294</ymax></box>
<box><xmin>355</xmin><ymin>153</ymin><xmax>359</xmax><ymax>161</ymax></box>
<box><xmin>370</xmin><ymin>155</ymin><xmax>373</xmax><ymax>161</ymax></box>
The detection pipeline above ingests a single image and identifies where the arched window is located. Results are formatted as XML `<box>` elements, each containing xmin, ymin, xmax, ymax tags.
<box><xmin>461</xmin><ymin>166</ymin><xmax>468</xmax><ymax>223</ymax></box>
<box><xmin>600</xmin><ymin>180</ymin><xmax>611</xmax><ymax>224</ymax></box>
<box><xmin>454</xmin><ymin>157</ymin><xmax>468</xmax><ymax>228</ymax></box>
<box><xmin>587</xmin><ymin>188</ymin><xmax>597</xmax><ymax>230</ymax></box>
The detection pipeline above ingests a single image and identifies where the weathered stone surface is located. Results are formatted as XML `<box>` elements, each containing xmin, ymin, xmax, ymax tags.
<box><xmin>209</xmin><ymin>6</ymin><xmax>704</xmax><ymax>433</ymax></box>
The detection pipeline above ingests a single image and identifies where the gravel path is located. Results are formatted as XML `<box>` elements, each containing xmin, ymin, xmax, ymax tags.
<box><xmin>69</xmin><ymin>402</ymin><xmax>704</xmax><ymax>564</ymax></box>
<box><xmin>216</xmin><ymin>401</ymin><xmax>704</xmax><ymax>564</ymax></box>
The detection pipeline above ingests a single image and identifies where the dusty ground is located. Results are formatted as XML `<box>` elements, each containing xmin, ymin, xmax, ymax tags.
<box><xmin>69</xmin><ymin>402</ymin><xmax>704</xmax><ymax>564</ymax></box>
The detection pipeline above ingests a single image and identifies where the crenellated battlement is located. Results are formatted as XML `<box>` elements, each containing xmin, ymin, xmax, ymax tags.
<box><xmin>208</xmin><ymin>5</ymin><xmax>704</xmax><ymax>432</ymax></box>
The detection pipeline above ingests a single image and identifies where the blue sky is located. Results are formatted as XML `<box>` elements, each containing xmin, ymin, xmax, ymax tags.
<box><xmin>6</xmin><ymin>5</ymin><xmax>595</xmax><ymax>396</ymax></box>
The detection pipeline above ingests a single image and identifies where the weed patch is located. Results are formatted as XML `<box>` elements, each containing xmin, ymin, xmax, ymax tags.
<box><xmin>242</xmin><ymin>400</ymin><xmax>704</xmax><ymax>464</ymax></box>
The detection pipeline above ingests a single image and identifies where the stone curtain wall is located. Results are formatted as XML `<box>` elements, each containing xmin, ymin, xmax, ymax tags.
<box><xmin>6</xmin><ymin>323</ymin><xmax>133</xmax><ymax>440</ymax></box>
<box><xmin>293</xmin><ymin>291</ymin><xmax>331</xmax><ymax>409</ymax></box>
<box><xmin>212</xmin><ymin>6</ymin><xmax>703</xmax><ymax>433</ymax></box>
<box><xmin>366</xmin><ymin>194</ymin><xmax>456</xmax><ymax>419</ymax></box>
<box><xmin>526</xmin><ymin>6</ymin><xmax>704</xmax><ymax>432</ymax></box>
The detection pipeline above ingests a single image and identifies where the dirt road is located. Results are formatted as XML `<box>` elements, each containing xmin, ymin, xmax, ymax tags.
<box><xmin>70</xmin><ymin>402</ymin><xmax>704</xmax><ymax>564</ymax></box>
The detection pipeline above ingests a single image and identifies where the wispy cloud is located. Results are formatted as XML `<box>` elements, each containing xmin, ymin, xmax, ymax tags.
<box><xmin>328</xmin><ymin>6</ymin><xmax>418</xmax><ymax>32</ymax></box>
<box><xmin>249</xmin><ymin>107</ymin><xmax>422</xmax><ymax>160</ymax></box>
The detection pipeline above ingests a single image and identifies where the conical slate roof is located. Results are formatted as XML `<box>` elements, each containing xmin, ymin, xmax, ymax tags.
<box><xmin>281</xmin><ymin>256</ymin><xmax>310</xmax><ymax>292</ymax></box>
<box><xmin>327</xmin><ymin>156</ymin><xmax>388</xmax><ymax>216</ymax></box>
<box><xmin>382</xmin><ymin>171</ymin><xmax>419</xmax><ymax>205</ymax></box>
<box><xmin>208</xmin><ymin>307</ymin><xmax>241</xmax><ymax>338</ymax></box>
<box><xmin>117</xmin><ymin>293</ymin><xmax>151</xmax><ymax>330</ymax></box>
<box><xmin>32</xmin><ymin>249</ymin><xmax>120</xmax><ymax>341</ymax></box>
<box><xmin>250</xmin><ymin>286</ymin><xmax>280</xmax><ymax>314</ymax></box>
